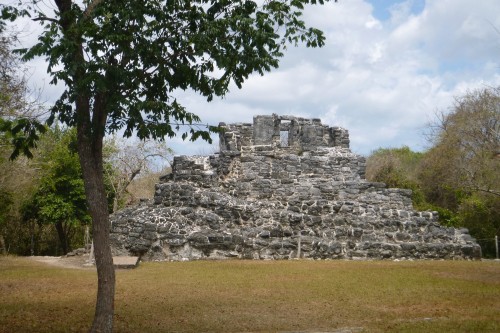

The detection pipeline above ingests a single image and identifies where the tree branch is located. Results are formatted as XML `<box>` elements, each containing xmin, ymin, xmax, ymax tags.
<box><xmin>32</xmin><ymin>16</ymin><xmax>59</xmax><ymax>24</ymax></box>
<box><xmin>470</xmin><ymin>186</ymin><xmax>500</xmax><ymax>197</ymax></box>
<box><xmin>83</xmin><ymin>0</ymin><xmax>106</xmax><ymax>18</ymax></box>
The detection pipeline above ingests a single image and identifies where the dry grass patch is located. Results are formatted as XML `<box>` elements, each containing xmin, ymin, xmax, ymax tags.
<box><xmin>1</xmin><ymin>257</ymin><xmax>499</xmax><ymax>332</ymax></box>
<box><xmin>0</xmin><ymin>257</ymin><xmax>96</xmax><ymax>332</ymax></box>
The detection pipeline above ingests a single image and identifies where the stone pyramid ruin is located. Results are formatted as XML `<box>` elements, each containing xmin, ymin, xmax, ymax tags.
<box><xmin>110</xmin><ymin>114</ymin><xmax>481</xmax><ymax>261</ymax></box>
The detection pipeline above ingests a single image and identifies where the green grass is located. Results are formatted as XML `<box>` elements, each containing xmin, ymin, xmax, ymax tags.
<box><xmin>1</xmin><ymin>257</ymin><xmax>499</xmax><ymax>332</ymax></box>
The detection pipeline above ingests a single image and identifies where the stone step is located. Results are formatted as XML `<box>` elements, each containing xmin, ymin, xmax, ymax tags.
<box><xmin>113</xmin><ymin>256</ymin><xmax>140</xmax><ymax>269</ymax></box>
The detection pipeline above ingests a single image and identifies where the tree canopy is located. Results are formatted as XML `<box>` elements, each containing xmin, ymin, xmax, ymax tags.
<box><xmin>2</xmin><ymin>0</ymin><xmax>329</xmax><ymax>148</ymax></box>
<box><xmin>424</xmin><ymin>87</ymin><xmax>500</xmax><ymax>199</ymax></box>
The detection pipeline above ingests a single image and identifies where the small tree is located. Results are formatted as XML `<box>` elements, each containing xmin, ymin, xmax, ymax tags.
<box><xmin>0</xmin><ymin>26</ymin><xmax>44</xmax><ymax>255</ymax></box>
<box><xmin>103</xmin><ymin>137</ymin><xmax>173</xmax><ymax>212</ymax></box>
<box><xmin>1</xmin><ymin>1</ymin><xmax>334</xmax><ymax>331</ymax></box>
<box><xmin>0</xmin><ymin>26</ymin><xmax>42</xmax><ymax>119</ymax></box>
<box><xmin>23</xmin><ymin>128</ymin><xmax>90</xmax><ymax>255</ymax></box>
<box><xmin>423</xmin><ymin>87</ymin><xmax>500</xmax><ymax>198</ymax></box>
<box><xmin>0</xmin><ymin>189</ymin><xmax>12</xmax><ymax>254</ymax></box>
<box><xmin>457</xmin><ymin>194</ymin><xmax>500</xmax><ymax>257</ymax></box>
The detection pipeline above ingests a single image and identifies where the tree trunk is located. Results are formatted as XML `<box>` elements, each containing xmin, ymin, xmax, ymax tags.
<box><xmin>30</xmin><ymin>220</ymin><xmax>35</xmax><ymax>256</ymax></box>
<box><xmin>55</xmin><ymin>221</ymin><xmax>69</xmax><ymax>254</ymax></box>
<box><xmin>51</xmin><ymin>1</ymin><xmax>115</xmax><ymax>329</ymax></box>
<box><xmin>77</xmin><ymin>127</ymin><xmax>115</xmax><ymax>333</ymax></box>
<box><xmin>0</xmin><ymin>235</ymin><xmax>6</xmax><ymax>255</ymax></box>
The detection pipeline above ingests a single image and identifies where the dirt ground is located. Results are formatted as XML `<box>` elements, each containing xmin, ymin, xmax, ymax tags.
<box><xmin>28</xmin><ymin>254</ymin><xmax>95</xmax><ymax>270</ymax></box>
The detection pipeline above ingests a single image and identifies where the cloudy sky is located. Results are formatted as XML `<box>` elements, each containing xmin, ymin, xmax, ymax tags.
<box><xmin>18</xmin><ymin>0</ymin><xmax>500</xmax><ymax>156</ymax></box>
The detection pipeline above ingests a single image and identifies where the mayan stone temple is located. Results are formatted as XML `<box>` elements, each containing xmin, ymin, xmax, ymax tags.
<box><xmin>110</xmin><ymin>114</ymin><xmax>481</xmax><ymax>261</ymax></box>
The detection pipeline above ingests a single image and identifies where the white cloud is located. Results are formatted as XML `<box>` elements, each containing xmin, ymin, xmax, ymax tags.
<box><xmin>388</xmin><ymin>1</ymin><xmax>414</xmax><ymax>26</ymax></box>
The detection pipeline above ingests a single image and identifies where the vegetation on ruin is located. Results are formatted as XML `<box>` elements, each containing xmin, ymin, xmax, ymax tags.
<box><xmin>0</xmin><ymin>256</ymin><xmax>499</xmax><ymax>333</ymax></box>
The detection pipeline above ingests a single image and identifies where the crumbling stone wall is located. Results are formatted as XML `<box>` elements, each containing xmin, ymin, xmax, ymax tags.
<box><xmin>110</xmin><ymin>114</ymin><xmax>481</xmax><ymax>261</ymax></box>
<box><xmin>219</xmin><ymin>115</ymin><xmax>349</xmax><ymax>152</ymax></box>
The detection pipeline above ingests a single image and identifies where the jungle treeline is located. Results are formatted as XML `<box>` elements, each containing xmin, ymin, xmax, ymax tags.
<box><xmin>366</xmin><ymin>87</ymin><xmax>500</xmax><ymax>257</ymax></box>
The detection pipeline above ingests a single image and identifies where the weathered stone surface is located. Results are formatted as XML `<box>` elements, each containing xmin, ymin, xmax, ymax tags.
<box><xmin>110</xmin><ymin>114</ymin><xmax>481</xmax><ymax>261</ymax></box>
<box><xmin>113</xmin><ymin>256</ymin><xmax>140</xmax><ymax>269</ymax></box>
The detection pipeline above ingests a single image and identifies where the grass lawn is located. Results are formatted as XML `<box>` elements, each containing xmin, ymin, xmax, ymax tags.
<box><xmin>0</xmin><ymin>256</ymin><xmax>499</xmax><ymax>332</ymax></box>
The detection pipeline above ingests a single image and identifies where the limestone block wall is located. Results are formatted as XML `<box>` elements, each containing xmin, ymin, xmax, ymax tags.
<box><xmin>167</xmin><ymin>147</ymin><xmax>365</xmax><ymax>186</ymax></box>
<box><xmin>110</xmin><ymin>115</ymin><xmax>481</xmax><ymax>261</ymax></box>
<box><xmin>110</xmin><ymin>180</ymin><xmax>479</xmax><ymax>261</ymax></box>
<box><xmin>219</xmin><ymin>114</ymin><xmax>350</xmax><ymax>154</ymax></box>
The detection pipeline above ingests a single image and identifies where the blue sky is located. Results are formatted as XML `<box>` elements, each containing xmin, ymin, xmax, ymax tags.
<box><xmin>370</xmin><ymin>0</ymin><xmax>425</xmax><ymax>21</ymax></box>
<box><xmin>15</xmin><ymin>0</ymin><xmax>500</xmax><ymax>157</ymax></box>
